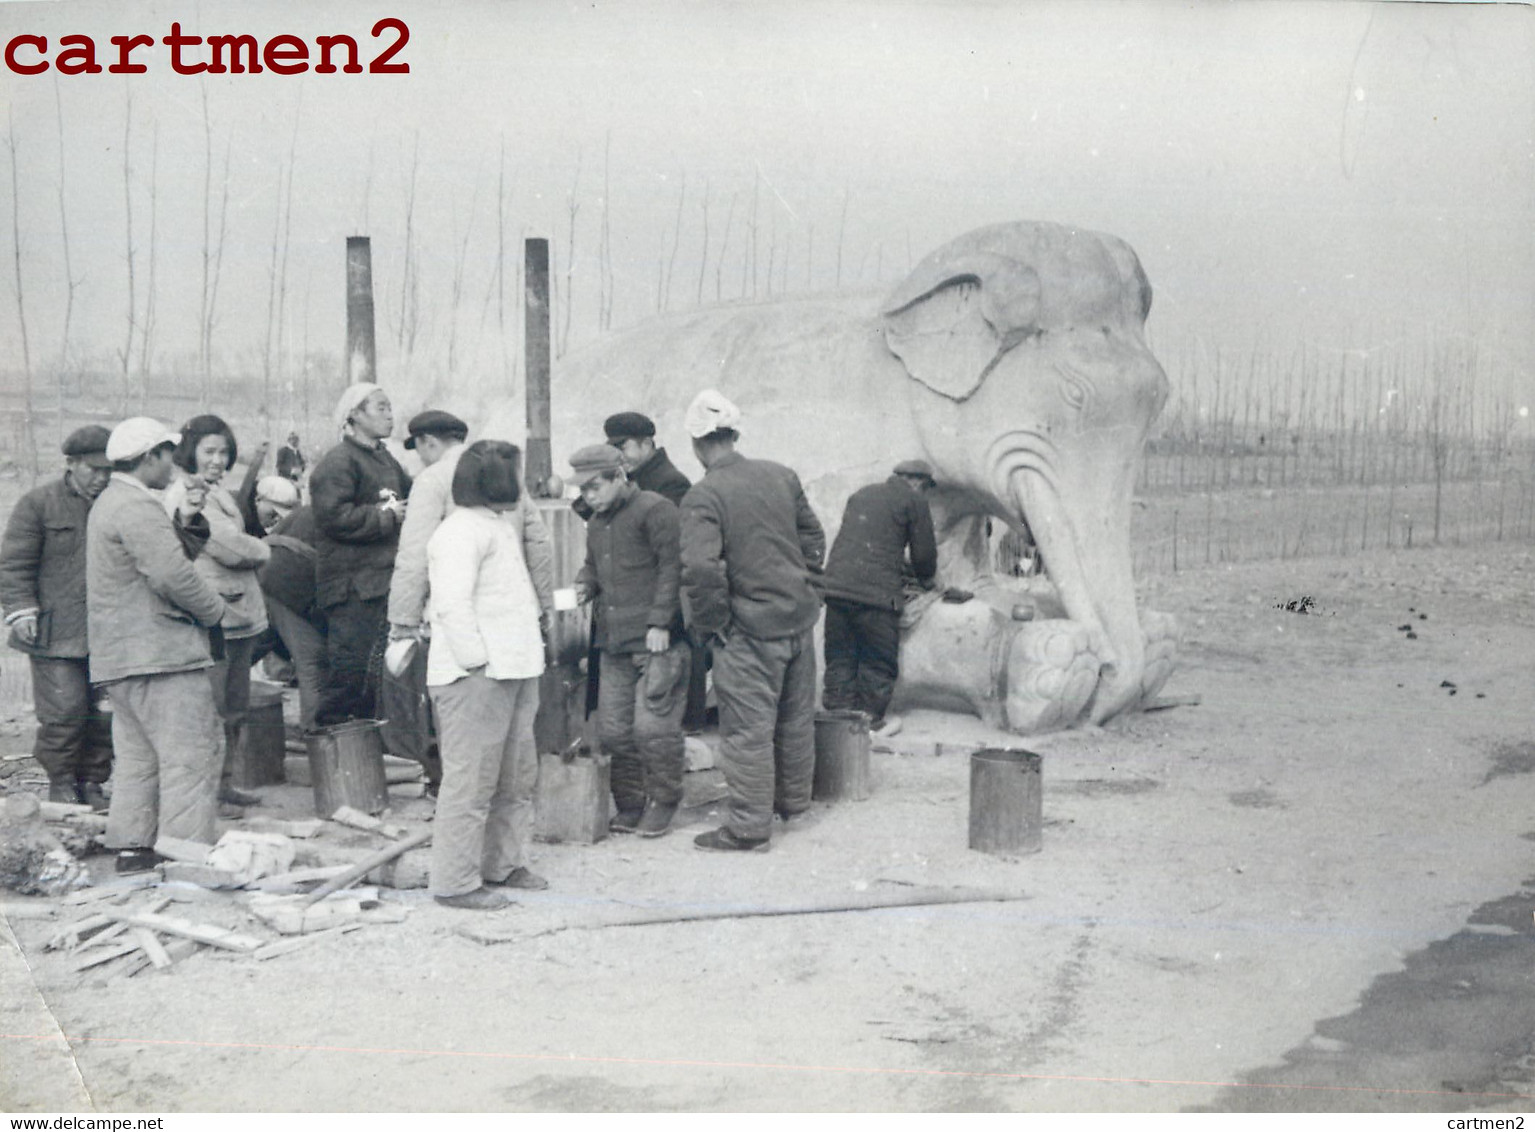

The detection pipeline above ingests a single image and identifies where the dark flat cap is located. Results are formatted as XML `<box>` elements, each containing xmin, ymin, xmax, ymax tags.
<box><xmin>62</xmin><ymin>425</ymin><xmax>112</xmax><ymax>466</ymax></box>
<box><xmin>568</xmin><ymin>443</ymin><xmax>626</xmax><ymax>485</ymax></box>
<box><xmin>404</xmin><ymin>409</ymin><xmax>469</xmax><ymax>449</ymax></box>
<box><xmin>603</xmin><ymin>412</ymin><xmax>656</xmax><ymax>442</ymax></box>
<box><xmin>893</xmin><ymin>459</ymin><xmax>936</xmax><ymax>481</ymax></box>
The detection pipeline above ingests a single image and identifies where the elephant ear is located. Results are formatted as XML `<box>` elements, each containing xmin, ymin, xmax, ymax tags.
<box><xmin>880</xmin><ymin>253</ymin><xmax>1043</xmax><ymax>402</ymax></box>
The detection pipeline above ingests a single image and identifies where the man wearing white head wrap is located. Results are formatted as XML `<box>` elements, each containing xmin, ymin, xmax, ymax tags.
<box><xmin>334</xmin><ymin>382</ymin><xmax>383</xmax><ymax>434</ymax></box>
<box><xmin>678</xmin><ymin>390</ymin><xmax>827</xmax><ymax>852</ymax></box>
<box><xmin>309</xmin><ymin>383</ymin><xmax>413</xmax><ymax>726</ymax></box>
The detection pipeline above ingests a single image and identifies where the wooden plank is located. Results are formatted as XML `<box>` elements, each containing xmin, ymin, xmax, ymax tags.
<box><xmin>329</xmin><ymin>806</ymin><xmax>405</xmax><ymax>839</ymax></box>
<box><xmin>121</xmin><ymin>938</ymin><xmax>200</xmax><ymax>980</ymax></box>
<box><xmin>302</xmin><ymin>827</ymin><xmax>431</xmax><ymax>906</ymax></box>
<box><xmin>252</xmin><ymin>922</ymin><xmax>361</xmax><ymax>960</ymax></box>
<box><xmin>99</xmin><ymin>910</ymin><xmax>263</xmax><ymax>953</ymax></box>
<box><xmin>161</xmin><ymin>861</ymin><xmax>244</xmax><ymax>889</ymax></box>
<box><xmin>0</xmin><ymin>902</ymin><xmax>57</xmax><ymax>920</ymax></box>
<box><xmin>61</xmin><ymin>875</ymin><xmax>158</xmax><ymax>906</ymax></box>
<box><xmin>47</xmin><ymin>913</ymin><xmax>112</xmax><ymax>951</ymax></box>
<box><xmin>132</xmin><ymin>929</ymin><xmax>173</xmax><ymax>970</ymax></box>
<box><xmin>74</xmin><ymin>896</ymin><xmax>172</xmax><ymax>952</ymax></box>
<box><xmin>38</xmin><ymin>800</ymin><xmax>92</xmax><ymax>820</ymax></box>
<box><xmin>243</xmin><ymin>816</ymin><xmax>324</xmax><ymax>839</ymax></box>
<box><xmin>72</xmin><ymin>941</ymin><xmax>140</xmax><ymax>971</ymax></box>
<box><xmin>246</xmin><ymin>865</ymin><xmax>351</xmax><ymax>894</ymax></box>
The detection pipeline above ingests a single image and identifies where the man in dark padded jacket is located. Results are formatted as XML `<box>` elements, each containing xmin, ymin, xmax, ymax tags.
<box><xmin>309</xmin><ymin>383</ymin><xmax>412</xmax><ymax>727</ymax></box>
<box><xmin>820</xmin><ymin>460</ymin><xmax>938</xmax><ymax>734</ymax></box>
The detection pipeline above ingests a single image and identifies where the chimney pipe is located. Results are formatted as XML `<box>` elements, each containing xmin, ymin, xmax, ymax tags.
<box><xmin>345</xmin><ymin>237</ymin><xmax>377</xmax><ymax>384</ymax></box>
<box><xmin>524</xmin><ymin>237</ymin><xmax>553</xmax><ymax>493</ymax></box>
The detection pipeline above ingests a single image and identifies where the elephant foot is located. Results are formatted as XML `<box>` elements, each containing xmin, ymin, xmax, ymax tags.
<box><xmin>1137</xmin><ymin>609</ymin><xmax>1180</xmax><ymax>703</ymax></box>
<box><xmin>1002</xmin><ymin>619</ymin><xmax>1100</xmax><ymax>733</ymax></box>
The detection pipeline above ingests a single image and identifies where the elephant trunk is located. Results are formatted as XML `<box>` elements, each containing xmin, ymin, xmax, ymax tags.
<box><xmin>1008</xmin><ymin>426</ymin><xmax>1146</xmax><ymax>723</ymax></box>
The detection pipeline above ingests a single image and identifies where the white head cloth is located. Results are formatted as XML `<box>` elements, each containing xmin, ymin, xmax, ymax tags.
<box><xmin>334</xmin><ymin>382</ymin><xmax>383</xmax><ymax>433</ymax></box>
<box><xmin>684</xmin><ymin>389</ymin><xmax>742</xmax><ymax>439</ymax></box>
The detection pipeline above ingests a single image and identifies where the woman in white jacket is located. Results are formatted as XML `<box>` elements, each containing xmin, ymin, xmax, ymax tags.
<box><xmin>425</xmin><ymin>440</ymin><xmax>556</xmax><ymax>910</ymax></box>
<box><xmin>163</xmin><ymin>415</ymin><xmax>271</xmax><ymax>810</ymax></box>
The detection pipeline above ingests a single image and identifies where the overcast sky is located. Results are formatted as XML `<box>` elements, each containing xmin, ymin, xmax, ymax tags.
<box><xmin>1</xmin><ymin>0</ymin><xmax>1530</xmax><ymax>423</ymax></box>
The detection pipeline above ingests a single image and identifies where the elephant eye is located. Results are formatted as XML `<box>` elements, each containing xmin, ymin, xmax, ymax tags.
<box><xmin>1058</xmin><ymin>365</ymin><xmax>1090</xmax><ymax>411</ymax></box>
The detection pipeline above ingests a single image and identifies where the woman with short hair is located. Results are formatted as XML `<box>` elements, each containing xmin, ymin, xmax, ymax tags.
<box><xmin>162</xmin><ymin>414</ymin><xmax>271</xmax><ymax>810</ymax></box>
<box><xmin>425</xmin><ymin>440</ymin><xmax>556</xmax><ymax>910</ymax></box>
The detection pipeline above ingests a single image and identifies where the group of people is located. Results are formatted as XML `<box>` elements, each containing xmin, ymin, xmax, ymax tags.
<box><xmin>0</xmin><ymin>382</ymin><xmax>940</xmax><ymax>913</ymax></box>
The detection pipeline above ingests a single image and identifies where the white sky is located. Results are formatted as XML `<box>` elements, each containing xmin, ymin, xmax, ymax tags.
<box><xmin>0</xmin><ymin>0</ymin><xmax>1531</xmax><ymax>418</ymax></box>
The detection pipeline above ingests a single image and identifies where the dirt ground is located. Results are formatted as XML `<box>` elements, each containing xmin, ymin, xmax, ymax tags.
<box><xmin>4</xmin><ymin>538</ymin><xmax>1535</xmax><ymax>1113</ymax></box>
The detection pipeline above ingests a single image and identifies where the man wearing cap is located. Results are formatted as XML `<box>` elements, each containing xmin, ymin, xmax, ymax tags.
<box><xmin>821</xmin><ymin>461</ymin><xmax>939</xmax><ymax>733</ymax></box>
<box><xmin>381</xmin><ymin>409</ymin><xmax>470</xmax><ymax>787</ymax></box>
<box><xmin>602</xmin><ymin>410</ymin><xmax>710</xmax><ymax>730</ymax></box>
<box><xmin>88</xmin><ymin>418</ymin><xmax>231</xmax><ymax>872</ymax></box>
<box><xmin>0</xmin><ymin>426</ymin><xmax>116</xmax><ymax>807</ymax></box>
<box><xmin>569</xmin><ymin>443</ymin><xmax>689</xmax><ymax>838</ymax></box>
<box><xmin>678</xmin><ymin>390</ymin><xmax>826</xmax><ymax>852</ymax></box>
<box><xmin>310</xmin><ymin>383</ymin><xmax>412</xmax><ymax>727</ymax></box>
<box><xmin>602</xmin><ymin>412</ymin><xmax>692</xmax><ymax>506</ymax></box>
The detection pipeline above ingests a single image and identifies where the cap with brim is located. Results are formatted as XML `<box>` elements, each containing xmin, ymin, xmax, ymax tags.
<box><xmin>567</xmin><ymin>443</ymin><xmax>626</xmax><ymax>486</ymax></box>
<box><xmin>404</xmin><ymin>409</ymin><xmax>469</xmax><ymax>450</ymax></box>
<box><xmin>63</xmin><ymin>425</ymin><xmax>112</xmax><ymax>467</ymax></box>
<box><xmin>105</xmin><ymin>418</ymin><xmax>181</xmax><ymax>463</ymax></box>
<box><xmin>255</xmin><ymin>475</ymin><xmax>301</xmax><ymax>510</ymax></box>
<box><xmin>603</xmin><ymin>412</ymin><xmax>656</xmax><ymax>442</ymax></box>
<box><xmin>893</xmin><ymin>459</ymin><xmax>936</xmax><ymax>482</ymax></box>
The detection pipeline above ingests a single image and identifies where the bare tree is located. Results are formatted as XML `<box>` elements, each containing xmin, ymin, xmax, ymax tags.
<box><xmin>560</xmin><ymin>151</ymin><xmax>582</xmax><ymax>356</ymax></box>
<box><xmin>662</xmin><ymin>173</ymin><xmax>684</xmax><ymax>312</ymax></box>
<box><xmin>744</xmin><ymin>170</ymin><xmax>759</xmax><ymax>298</ymax></box>
<box><xmin>198</xmin><ymin>86</ymin><xmax>212</xmax><ymax>383</ymax></box>
<box><xmin>398</xmin><ymin>132</ymin><xmax>420</xmax><ymax>356</ymax></box>
<box><xmin>273</xmin><ymin>95</ymin><xmax>302</xmax><ymax>430</ymax></box>
<box><xmin>203</xmin><ymin>132</ymin><xmax>233</xmax><ymax>406</ymax></box>
<box><xmin>5</xmin><ymin>109</ymin><xmax>38</xmax><ymax>483</ymax></box>
<box><xmin>51</xmin><ymin>79</ymin><xmax>79</xmax><ymax>441</ymax></box>
<box><xmin>137</xmin><ymin>121</ymin><xmax>158</xmax><ymax>403</ymax></box>
<box><xmin>835</xmin><ymin>187</ymin><xmax>850</xmax><ymax>288</ymax></box>
<box><xmin>695</xmin><ymin>178</ymin><xmax>710</xmax><ymax>307</ymax></box>
<box><xmin>263</xmin><ymin>163</ymin><xmax>284</xmax><ymax>413</ymax></box>
<box><xmin>447</xmin><ymin>173</ymin><xmax>481</xmax><ymax>374</ymax></box>
<box><xmin>119</xmin><ymin>89</ymin><xmax>136</xmax><ymax>415</ymax></box>
<box><xmin>600</xmin><ymin>130</ymin><xmax>613</xmax><ymax>331</ymax></box>
<box><xmin>715</xmin><ymin>191</ymin><xmax>737</xmax><ymax>302</ymax></box>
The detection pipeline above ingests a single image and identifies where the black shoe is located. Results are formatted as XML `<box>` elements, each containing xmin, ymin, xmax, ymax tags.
<box><xmin>773</xmin><ymin>807</ymin><xmax>811</xmax><ymax>827</ymax></box>
<box><xmin>115</xmin><ymin>848</ymin><xmax>165</xmax><ymax>875</ymax></box>
<box><xmin>219</xmin><ymin>786</ymin><xmax>262</xmax><ymax>807</ymax></box>
<box><xmin>80</xmin><ymin>783</ymin><xmax>109</xmax><ymax>812</ymax></box>
<box><xmin>694</xmin><ymin>826</ymin><xmax>769</xmax><ymax>852</ymax></box>
<box><xmin>637</xmin><ymin>801</ymin><xmax>678</xmax><ymax>838</ymax></box>
<box><xmin>489</xmin><ymin>866</ymin><xmax>549</xmax><ymax>891</ymax></box>
<box><xmin>434</xmin><ymin>887</ymin><xmax>511</xmax><ymax>911</ymax></box>
<box><xmin>608</xmin><ymin>808</ymin><xmax>644</xmax><ymax>834</ymax></box>
<box><xmin>48</xmin><ymin>781</ymin><xmax>84</xmax><ymax>805</ymax></box>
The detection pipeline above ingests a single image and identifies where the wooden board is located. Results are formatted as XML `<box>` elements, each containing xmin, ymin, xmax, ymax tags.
<box><xmin>100</xmin><ymin>910</ymin><xmax>263</xmax><ymax>952</ymax></box>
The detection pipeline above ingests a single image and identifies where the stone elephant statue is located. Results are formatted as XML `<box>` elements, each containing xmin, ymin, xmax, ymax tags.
<box><xmin>469</xmin><ymin>219</ymin><xmax>1179</xmax><ymax>732</ymax></box>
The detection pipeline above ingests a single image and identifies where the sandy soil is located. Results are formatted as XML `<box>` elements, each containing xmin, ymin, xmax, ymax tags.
<box><xmin>3</xmin><ymin>539</ymin><xmax>1535</xmax><ymax>1112</ymax></box>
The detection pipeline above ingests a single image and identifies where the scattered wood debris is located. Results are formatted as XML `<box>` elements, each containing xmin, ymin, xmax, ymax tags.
<box><xmin>330</xmin><ymin>805</ymin><xmax>406</xmax><ymax>840</ymax></box>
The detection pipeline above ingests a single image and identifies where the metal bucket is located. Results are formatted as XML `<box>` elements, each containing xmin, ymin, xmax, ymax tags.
<box><xmin>306</xmin><ymin>719</ymin><xmax>389</xmax><ymax>817</ymax></box>
<box><xmin>812</xmin><ymin>710</ymin><xmax>872</xmax><ymax>802</ymax></box>
<box><xmin>230</xmin><ymin>685</ymin><xmax>287</xmax><ymax>789</ymax></box>
<box><xmin>968</xmin><ymin>747</ymin><xmax>1043</xmax><ymax>855</ymax></box>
